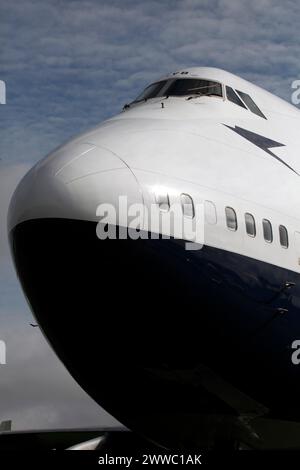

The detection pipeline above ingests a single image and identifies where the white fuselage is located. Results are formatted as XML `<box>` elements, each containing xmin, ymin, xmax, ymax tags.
<box><xmin>9</xmin><ymin>67</ymin><xmax>300</xmax><ymax>273</ymax></box>
<box><xmin>8</xmin><ymin>67</ymin><xmax>300</xmax><ymax>449</ymax></box>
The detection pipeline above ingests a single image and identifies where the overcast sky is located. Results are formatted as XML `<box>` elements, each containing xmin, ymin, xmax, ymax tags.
<box><xmin>1</xmin><ymin>0</ymin><xmax>300</xmax><ymax>431</ymax></box>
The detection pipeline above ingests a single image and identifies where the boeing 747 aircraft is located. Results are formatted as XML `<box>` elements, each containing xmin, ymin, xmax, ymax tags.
<box><xmin>7</xmin><ymin>67</ymin><xmax>300</xmax><ymax>449</ymax></box>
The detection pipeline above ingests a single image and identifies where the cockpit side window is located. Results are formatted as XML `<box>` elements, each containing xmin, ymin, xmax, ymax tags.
<box><xmin>165</xmin><ymin>79</ymin><xmax>222</xmax><ymax>97</ymax></box>
<box><xmin>134</xmin><ymin>80</ymin><xmax>168</xmax><ymax>102</ymax></box>
<box><xmin>236</xmin><ymin>90</ymin><xmax>267</xmax><ymax>119</ymax></box>
<box><xmin>226</xmin><ymin>86</ymin><xmax>247</xmax><ymax>109</ymax></box>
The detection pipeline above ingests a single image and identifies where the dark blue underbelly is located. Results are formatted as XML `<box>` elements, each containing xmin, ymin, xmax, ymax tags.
<box><xmin>9</xmin><ymin>218</ymin><xmax>300</xmax><ymax>448</ymax></box>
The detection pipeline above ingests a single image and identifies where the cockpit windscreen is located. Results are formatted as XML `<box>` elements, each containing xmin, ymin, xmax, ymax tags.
<box><xmin>134</xmin><ymin>78</ymin><xmax>223</xmax><ymax>103</ymax></box>
<box><xmin>134</xmin><ymin>80</ymin><xmax>169</xmax><ymax>102</ymax></box>
<box><xmin>165</xmin><ymin>79</ymin><xmax>222</xmax><ymax>97</ymax></box>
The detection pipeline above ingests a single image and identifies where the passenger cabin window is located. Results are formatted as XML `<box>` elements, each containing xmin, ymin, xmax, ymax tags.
<box><xmin>156</xmin><ymin>193</ymin><xmax>170</xmax><ymax>212</ymax></box>
<box><xmin>225</xmin><ymin>207</ymin><xmax>237</xmax><ymax>231</ymax></box>
<box><xmin>204</xmin><ymin>200</ymin><xmax>217</xmax><ymax>225</ymax></box>
<box><xmin>236</xmin><ymin>90</ymin><xmax>267</xmax><ymax>119</ymax></box>
<box><xmin>226</xmin><ymin>86</ymin><xmax>247</xmax><ymax>109</ymax></box>
<box><xmin>245</xmin><ymin>213</ymin><xmax>256</xmax><ymax>237</ymax></box>
<box><xmin>181</xmin><ymin>193</ymin><xmax>195</xmax><ymax>218</ymax></box>
<box><xmin>263</xmin><ymin>219</ymin><xmax>273</xmax><ymax>243</ymax></box>
<box><xmin>279</xmin><ymin>225</ymin><xmax>289</xmax><ymax>248</ymax></box>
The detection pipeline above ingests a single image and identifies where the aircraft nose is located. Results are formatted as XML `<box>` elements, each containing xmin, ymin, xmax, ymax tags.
<box><xmin>8</xmin><ymin>142</ymin><xmax>142</xmax><ymax>232</ymax></box>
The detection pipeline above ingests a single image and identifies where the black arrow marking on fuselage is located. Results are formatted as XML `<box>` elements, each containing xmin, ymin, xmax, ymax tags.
<box><xmin>223</xmin><ymin>124</ymin><xmax>298</xmax><ymax>175</ymax></box>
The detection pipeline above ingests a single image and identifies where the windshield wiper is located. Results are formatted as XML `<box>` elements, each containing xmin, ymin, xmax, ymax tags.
<box><xmin>186</xmin><ymin>92</ymin><xmax>220</xmax><ymax>101</ymax></box>
<box><xmin>186</xmin><ymin>83</ymin><xmax>221</xmax><ymax>100</ymax></box>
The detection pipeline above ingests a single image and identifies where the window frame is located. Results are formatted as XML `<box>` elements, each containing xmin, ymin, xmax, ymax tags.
<box><xmin>245</xmin><ymin>213</ymin><xmax>256</xmax><ymax>238</ymax></box>
<box><xmin>204</xmin><ymin>200</ymin><xmax>217</xmax><ymax>225</ymax></box>
<box><xmin>225</xmin><ymin>206</ymin><xmax>238</xmax><ymax>231</ymax></box>
<box><xmin>165</xmin><ymin>78</ymin><xmax>223</xmax><ymax>98</ymax></box>
<box><xmin>262</xmin><ymin>218</ymin><xmax>273</xmax><ymax>243</ymax></box>
<box><xmin>156</xmin><ymin>193</ymin><xmax>170</xmax><ymax>212</ymax></box>
<box><xmin>134</xmin><ymin>80</ymin><xmax>168</xmax><ymax>103</ymax></box>
<box><xmin>279</xmin><ymin>225</ymin><xmax>289</xmax><ymax>249</ymax></box>
<box><xmin>180</xmin><ymin>193</ymin><xmax>195</xmax><ymax>219</ymax></box>
<box><xmin>226</xmin><ymin>86</ymin><xmax>247</xmax><ymax>109</ymax></box>
<box><xmin>236</xmin><ymin>90</ymin><xmax>267</xmax><ymax>119</ymax></box>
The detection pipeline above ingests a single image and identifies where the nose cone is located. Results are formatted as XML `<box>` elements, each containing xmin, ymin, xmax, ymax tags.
<box><xmin>8</xmin><ymin>162</ymin><xmax>72</xmax><ymax>232</ymax></box>
<box><xmin>9</xmin><ymin>138</ymin><xmax>223</xmax><ymax>450</ymax></box>
<box><xmin>8</xmin><ymin>143</ymin><xmax>142</xmax><ymax>232</ymax></box>
<box><xmin>7</xmin><ymin>141</ymin><xmax>146</xmax><ymax>435</ymax></box>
